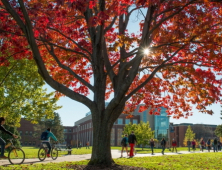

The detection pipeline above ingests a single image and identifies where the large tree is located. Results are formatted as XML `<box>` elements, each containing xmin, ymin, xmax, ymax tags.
<box><xmin>0</xmin><ymin>56</ymin><xmax>61</xmax><ymax>126</ymax></box>
<box><xmin>0</xmin><ymin>0</ymin><xmax>222</xmax><ymax>165</ymax></box>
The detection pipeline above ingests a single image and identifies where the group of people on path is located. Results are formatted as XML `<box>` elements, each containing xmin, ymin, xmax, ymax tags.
<box><xmin>120</xmin><ymin>131</ymin><xmax>137</xmax><ymax>158</ymax></box>
<box><xmin>120</xmin><ymin>131</ymin><xmax>222</xmax><ymax>157</ymax></box>
<box><xmin>187</xmin><ymin>137</ymin><xmax>221</xmax><ymax>152</ymax></box>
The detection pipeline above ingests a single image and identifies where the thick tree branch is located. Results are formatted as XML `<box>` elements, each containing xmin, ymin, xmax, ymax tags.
<box><xmin>42</xmin><ymin>41</ymin><xmax>95</xmax><ymax>92</ymax></box>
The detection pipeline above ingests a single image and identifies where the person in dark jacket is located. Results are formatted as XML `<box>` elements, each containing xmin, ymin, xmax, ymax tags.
<box><xmin>192</xmin><ymin>139</ymin><xmax>196</xmax><ymax>152</ymax></box>
<box><xmin>161</xmin><ymin>138</ymin><xmax>166</xmax><ymax>155</ymax></box>
<box><xmin>213</xmin><ymin>138</ymin><xmax>218</xmax><ymax>152</ymax></box>
<box><xmin>187</xmin><ymin>140</ymin><xmax>191</xmax><ymax>152</ymax></box>
<box><xmin>150</xmin><ymin>138</ymin><xmax>155</xmax><ymax>155</ymax></box>
<box><xmin>128</xmin><ymin>131</ymin><xmax>137</xmax><ymax>158</ymax></box>
<box><xmin>0</xmin><ymin>117</ymin><xmax>18</xmax><ymax>159</ymax></box>
<box><xmin>206</xmin><ymin>139</ymin><xmax>211</xmax><ymax>152</ymax></box>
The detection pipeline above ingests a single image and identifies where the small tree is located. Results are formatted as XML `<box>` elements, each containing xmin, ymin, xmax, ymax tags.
<box><xmin>183</xmin><ymin>125</ymin><xmax>195</xmax><ymax>146</ymax></box>
<box><xmin>123</xmin><ymin>121</ymin><xmax>154</xmax><ymax>150</ymax></box>
<box><xmin>122</xmin><ymin>122</ymin><xmax>137</xmax><ymax>136</ymax></box>
<box><xmin>215</xmin><ymin>125</ymin><xmax>222</xmax><ymax>138</ymax></box>
<box><xmin>136</xmin><ymin>122</ymin><xmax>154</xmax><ymax>150</ymax></box>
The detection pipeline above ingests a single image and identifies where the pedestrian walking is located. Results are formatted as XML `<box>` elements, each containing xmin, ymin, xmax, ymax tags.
<box><xmin>161</xmin><ymin>138</ymin><xmax>166</xmax><ymax>155</ymax></box>
<box><xmin>207</xmin><ymin>139</ymin><xmax>211</xmax><ymax>152</ymax></box>
<box><xmin>187</xmin><ymin>140</ymin><xmax>191</xmax><ymax>152</ymax></box>
<box><xmin>150</xmin><ymin>138</ymin><xmax>155</xmax><ymax>155</ymax></box>
<box><xmin>120</xmin><ymin>134</ymin><xmax>128</xmax><ymax>158</ymax></box>
<box><xmin>86</xmin><ymin>141</ymin><xmax>90</xmax><ymax>149</ymax></box>
<box><xmin>192</xmin><ymin>139</ymin><xmax>196</xmax><ymax>152</ymax></box>
<box><xmin>200</xmin><ymin>139</ymin><xmax>205</xmax><ymax>152</ymax></box>
<box><xmin>213</xmin><ymin>138</ymin><xmax>218</xmax><ymax>152</ymax></box>
<box><xmin>128</xmin><ymin>131</ymin><xmax>137</xmax><ymax>158</ymax></box>
<box><xmin>172</xmin><ymin>139</ymin><xmax>177</xmax><ymax>152</ymax></box>
<box><xmin>218</xmin><ymin>141</ymin><xmax>221</xmax><ymax>151</ymax></box>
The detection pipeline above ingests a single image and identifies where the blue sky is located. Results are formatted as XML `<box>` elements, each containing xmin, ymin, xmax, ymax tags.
<box><xmin>45</xmin><ymin>84</ymin><xmax>222</xmax><ymax>126</ymax></box>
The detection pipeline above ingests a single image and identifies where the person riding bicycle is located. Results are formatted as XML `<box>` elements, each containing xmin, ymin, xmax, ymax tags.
<box><xmin>41</xmin><ymin>128</ymin><xmax>58</xmax><ymax>158</ymax></box>
<box><xmin>0</xmin><ymin>117</ymin><xmax>18</xmax><ymax>159</ymax></box>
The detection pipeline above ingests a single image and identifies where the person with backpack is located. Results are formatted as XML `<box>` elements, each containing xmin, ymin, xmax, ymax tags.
<box><xmin>161</xmin><ymin>138</ymin><xmax>166</xmax><ymax>155</ymax></box>
<box><xmin>200</xmin><ymin>139</ymin><xmax>205</xmax><ymax>152</ymax></box>
<box><xmin>192</xmin><ymin>139</ymin><xmax>196</xmax><ymax>152</ymax></box>
<box><xmin>0</xmin><ymin>117</ymin><xmax>18</xmax><ymax>159</ymax></box>
<box><xmin>187</xmin><ymin>139</ymin><xmax>191</xmax><ymax>152</ymax></box>
<box><xmin>213</xmin><ymin>138</ymin><xmax>218</xmax><ymax>152</ymax></box>
<box><xmin>207</xmin><ymin>139</ymin><xmax>211</xmax><ymax>152</ymax></box>
<box><xmin>128</xmin><ymin>131</ymin><xmax>137</xmax><ymax>158</ymax></box>
<box><xmin>150</xmin><ymin>138</ymin><xmax>155</xmax><ymax>155</ymax></box>
<box><xmin>120</xmin><ymin>134</ymin><xmax>128</xmax><ymax>158</ymax></box>
<box><xmin>171</xmin><ymin>139</ymin><xmax>177</xmax><ymax>153</ymax></box>
<box><xmin>41</xmin><ymin>128</ymin><xmax>58</xmax><ymax>158</ymax></box>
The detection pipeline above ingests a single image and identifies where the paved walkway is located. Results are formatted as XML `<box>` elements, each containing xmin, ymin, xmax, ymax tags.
<box><xmin>0</xmin><ymin>149</ymin><xmax>220</xmax><ymax>166</ymax></box>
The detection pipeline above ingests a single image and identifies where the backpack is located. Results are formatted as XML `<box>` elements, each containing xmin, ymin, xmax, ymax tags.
<box><xmin>121</xmin><ymin>137</ymin><xmax>126</xmax><ymax>145</ymax></box>
<box><xmin>207</xmin><ymin>140</ymin><xmax>210</xmax><ymax>145</ymax></box>
<box><xmin>41</xmin><ymin>131</ymin><xmax>48</xmax><ymax>140</ymax></box>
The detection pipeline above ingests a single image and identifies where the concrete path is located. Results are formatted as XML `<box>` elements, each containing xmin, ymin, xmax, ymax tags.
<box><xmin>0</xmin><ymin>149</ymin><xmax>220</xmax><ymax>166</ymax></box>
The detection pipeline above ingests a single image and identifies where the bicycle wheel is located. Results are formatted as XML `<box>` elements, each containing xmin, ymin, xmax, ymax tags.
<box><xmin>51</xmin><ymin>148</ymin><xmax>58</xmax><ymax>160</ymax></box>
<box><xmin>8</xmin><ymin>148</ymin><xmax>25</xmax><ymax>164</ymax></box>
<box><xmin>38</xmin><ymin>147</ymin><xmax>46</xmax><ymax>161</ymax></box>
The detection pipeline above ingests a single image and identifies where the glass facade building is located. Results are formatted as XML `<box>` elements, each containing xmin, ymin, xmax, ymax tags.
<box><xmin>154</xmin><ymin>107</ymin><xmax>169</xmax><ymax>140</ymax></box>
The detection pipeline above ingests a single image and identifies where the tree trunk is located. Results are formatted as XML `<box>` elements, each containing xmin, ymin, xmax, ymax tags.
<box><xmin>88</xmin><ymin>117</ymin><xmax>114</xmax><ymax>166</ymax></box>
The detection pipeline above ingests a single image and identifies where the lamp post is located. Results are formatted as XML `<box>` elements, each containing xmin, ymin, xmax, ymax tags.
<box><xmin>77</xmin><ymin>125</ymin><xmax>80</xmax><ymax>149</ymax></box>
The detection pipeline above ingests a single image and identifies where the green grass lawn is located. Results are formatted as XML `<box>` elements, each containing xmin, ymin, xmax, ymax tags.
<box><xmin>19</xmin><ymin>147</ymin><xmax>93</xmax><ymax>159</ymax></box>
<box><xmin>1</xmin><ymin>152</ymin><xmax>222</xmax><ymax>169</ymax></box>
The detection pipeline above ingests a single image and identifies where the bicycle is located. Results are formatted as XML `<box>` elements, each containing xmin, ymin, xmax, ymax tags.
<box><xmin>3</xmin><ymin>138</ymin><xmax>25</xmax><ymax>164</ymax></box>
<box><xmin>38</xmin><ymin>142</ymin><xmax>58</xmax><ymax>161</ymax></box>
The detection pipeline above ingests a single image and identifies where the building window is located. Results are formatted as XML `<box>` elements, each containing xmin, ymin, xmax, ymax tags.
<box><xmin>133</xmin><ymin>119</ymin><xmax>138</xmax><ymax>124</ymax></box>
<box><xmin>64</xmin><ymin>129</ymin><xmax>68</xmax><ymax>132</ymax></box>
<box><xmin>32</xmin><ymin>141</ymin><xmax>36</xmax><ymax>146</ymax></box>
<box><xmin>125</xmin><ymin>119</ymin><xmax>130</xmax><ymax>124</ymax></box>
<box><xmin>117</xmin><ymin>118</ymin><xmax>123</xmax><ymax>124</ymax></box>
<box><xmin>69</xmin><ymin>129</ymin><xmax>72</xmax><ymax>132</ymax></box>
<box><xmin>30</xmin><ymin>131</ymin><xmax>32</xmax><ymax>136</ymax></box>
<box><xmin>25</xmin><ymin>131</ymin><xmax>28</xmax><ymax>135</ymax></box>
<box><xmin>19</xmin><ymin>131</ymin><xmax>22</xmax><ymax>135</ymax></box>
<box><xmin>64</xmin><ymin>135</ymin><xmax>67</xmax><ymax>139</ymax></box>
<box><xmin>29</xmin><ymin>142</ymin><xmax>31</xmax><ymax>146</ymax></box>
<box><xmin>24</xmin><ymin>142</ymin><xmax>27</xmax><ymax>146</ymax></box>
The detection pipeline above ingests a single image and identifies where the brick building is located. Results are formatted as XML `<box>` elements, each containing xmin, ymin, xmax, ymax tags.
<box><xmin>17</xmin><ymin>118</ymin><xmax>41</xmax><ymax>146</ymax></box>
<box><xmin>170</xmin><ymin>123</ymin><xmax>217</xmax><ymax>147</ymax></box>
<box><xmin>62</xmin><ymin>114</ymin><xmax>141</xmax><ymax>147</ymax></box>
